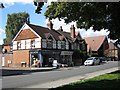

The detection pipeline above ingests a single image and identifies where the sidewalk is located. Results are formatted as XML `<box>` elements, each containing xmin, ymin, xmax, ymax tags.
<box><xmin>1</xmin><ymin>67</ymin><xmax>55</xmax><ymax>76</ymax></box>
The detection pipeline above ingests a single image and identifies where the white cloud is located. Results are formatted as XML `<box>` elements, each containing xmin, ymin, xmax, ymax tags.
<box><xmin>46</xmin><ymin>18</ymin><xmax>110</xmax><ymax>38</ymax></box>
<box><xmin>0</xmin><ymin>40</ymin><xmax>3</xmax><ymax>45</ymax></box>
<box><xmin>0</xmin><ymin>28</ymin><xmax>5</xmax><ymax>45</ymax></box>
<box><xmin>0</xmin><ymin>28</ymin><xmax>5</xmax><ymax>34</ymax></box>
<box><xmin>0</xmin><ymin>0</ymin><xmax>33</xmax><ymax>6</ymax></box>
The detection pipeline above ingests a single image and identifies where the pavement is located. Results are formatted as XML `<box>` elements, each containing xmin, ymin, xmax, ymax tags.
<box><xmin>1</xmin><ymin>67</ymin><xmax>56</xmax><ymax>76</ymax></box>
<box><xmin>22</xmin><ymin>67</ymin><xmax>119</xmax><ymax>88</ymax></box>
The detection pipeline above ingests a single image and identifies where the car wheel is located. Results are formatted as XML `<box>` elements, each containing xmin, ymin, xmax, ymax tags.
<box><xmin>92</xmin><ymin>62</ymin><xmax>95</xmax><ymax>66</ymax></box>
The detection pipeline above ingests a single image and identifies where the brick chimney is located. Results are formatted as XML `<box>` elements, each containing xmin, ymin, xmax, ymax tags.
<box><xmin>59</xmin><ymin>26</ymin><xmax>63</xmax><ymax>31</ymax></box>
<box><xmin>47</xmin><ymin>20</ymin><xmax>53</xmax><ymax>30</ymax></box>
<box><xmin>70</xmin><ymin>25</ymin><xmax>75</xmax><ymax>38</ymax></box>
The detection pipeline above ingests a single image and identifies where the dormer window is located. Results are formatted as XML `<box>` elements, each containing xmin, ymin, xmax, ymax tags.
<box><xmin>31</xmin><ymin>40</ymin><xmax>35</xmax><ymax>48</ymax></box>
<box><xmin>17</xmin><ymin>42</ymin><xmax>21</xmax><ymax>50</ymax></box>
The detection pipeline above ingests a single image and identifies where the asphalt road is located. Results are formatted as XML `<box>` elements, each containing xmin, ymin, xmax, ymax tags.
<box><xmin>2</xmin><ymin>61</ymin><xmax>119</xmax><ymax>88</ymax></box>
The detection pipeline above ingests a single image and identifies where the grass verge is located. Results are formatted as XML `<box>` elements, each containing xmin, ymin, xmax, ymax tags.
<box><xmin>50</xmin><ymin>70</ymin><xmax>120</xmax><ymax>89</ymax></box>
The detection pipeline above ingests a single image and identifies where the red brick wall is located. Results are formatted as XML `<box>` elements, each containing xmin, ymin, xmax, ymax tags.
<box><xmin>0</xmin><ymin>53</ymin><xmax>13</xmax><ymax>67</ymax></box>
<box><xmin>3</xmin><ymin>45</ymin><xmax>11</xmax><ymax>53</ymax></box>
<box><xmin>13</xmin><ymin>50</ymin><xmax>29</xmax><ymax>67</ymax></box>
<box><xmin>15</xmin><ymin>29</ymin><xmax>38</xmax><ymax>40</ymax></box>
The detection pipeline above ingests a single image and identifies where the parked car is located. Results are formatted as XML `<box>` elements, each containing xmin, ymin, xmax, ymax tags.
<box><xmin>99</xmin><ymin>57</ymin><xmax>106</xmax><ymax>62</ymax></box>
<box><xmin>84</xmin><ymin>57</ymin><xmax>100</xmax><ymax>66</ymax></box>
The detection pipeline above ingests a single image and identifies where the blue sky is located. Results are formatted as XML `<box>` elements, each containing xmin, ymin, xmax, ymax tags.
<box><xmin>0</xmin><ymin>0</ymin><xmax>110</xmax><ymax>45</ymax></box>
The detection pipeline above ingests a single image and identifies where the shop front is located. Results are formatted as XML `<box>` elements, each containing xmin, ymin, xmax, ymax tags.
<box><xmin>60</xmin><ymin>51</ymin><xmax>73</xmax><ymax>66</ymax></box>
<box><xmin>29</xmin><ymin>50</ymin><xmax>60</xmax><ymax>67</ymax></box>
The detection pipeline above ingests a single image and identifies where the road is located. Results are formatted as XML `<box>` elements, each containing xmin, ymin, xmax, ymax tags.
<box><xmin>2</xmin><ymin>61</ymin><xmax>119</xmax><ymax>88</ymax></box>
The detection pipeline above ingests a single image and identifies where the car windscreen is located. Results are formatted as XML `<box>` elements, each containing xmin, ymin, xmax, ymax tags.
<box><xmin>87</xmin><ymin>58</ymin><xmax>94</xmax><ymax>60</ymax></box>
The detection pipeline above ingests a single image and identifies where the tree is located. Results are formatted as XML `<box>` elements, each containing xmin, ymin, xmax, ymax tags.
<box><xmin>4</xmin><ymin>12</ymin><xmax>30</xmax><ymax>43</ymax></box>
<box><xmin>34</xmin><ymin>2</ymin><xmax>120</xmax><ymax>39</ymax></box>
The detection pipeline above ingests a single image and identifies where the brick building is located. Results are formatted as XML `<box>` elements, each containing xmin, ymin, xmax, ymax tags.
<box><xmin>1</xmin><ymin>21</ymin><xmax>87</xmax><ymax>67</ymax></box>
<box><xmin>84</xmin><ymin>36</ymin><xmax>109</xmax><ymax>57</ymax></box>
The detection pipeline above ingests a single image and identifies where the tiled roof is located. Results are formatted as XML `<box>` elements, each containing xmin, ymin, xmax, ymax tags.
<box><xmin>57</xmin><ymin>30</ymin><xmax>82</xmax><ymax>43</ymax></box>
<box><xmin>84</xmin><ymin>36</ymin><xmax>107</xmax><ymax>52</ymax></box>
<box><xmin>28</xmin><ymin>24</ymin><xmax>61</xmax><ymax>41</ymax></box>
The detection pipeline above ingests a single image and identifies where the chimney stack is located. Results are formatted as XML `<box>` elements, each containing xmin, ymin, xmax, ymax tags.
<box><xmin>70</xmin><ymin>25</ymin><xmax>75</xmax><ymax>38</ymax></box>
<box><xmin>47</xmin><ymin>20</ymin><xmax>53</xmax><ymax>30</ymax></box>
<box><xmin>59</xmin><ymin>26</ymin><xmax>63</xmax><ymax>31</ymax></box>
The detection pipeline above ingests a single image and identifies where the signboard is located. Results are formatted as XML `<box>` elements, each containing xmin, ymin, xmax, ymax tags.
<box><xmin>61</xmin><ymin>51</ymin><xmax>73</xmax><ymax>55</ymax></box>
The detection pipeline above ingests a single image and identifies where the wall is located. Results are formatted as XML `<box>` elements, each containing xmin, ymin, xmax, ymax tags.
<box><xmin>0</xmin><ymin>53</ymin><xmax>13</xmax><ymax>67</ymax></box>
<box><xmin>3</xmin><ymin>45</ymin><xmax>11</xmax><ymax>53</ymax></box>
<box><xmin>13</xmin><ymin>50</ymin><xmax>29</xmax><ymax>67</ymax></box>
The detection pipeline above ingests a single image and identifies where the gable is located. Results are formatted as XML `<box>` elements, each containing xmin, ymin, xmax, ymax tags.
<box><xmin>15</xmin><ymin>29</ymin><xmax>39</xmax><ymax>41</ymax></box>
<box><xmin>85</xmin><ymin>36</ymin><xmax>107</xmax><ymax>51</ymax></box>
<box><xmin>12</xmin><ymin>23</ymin><xmax>41</xmax><ymax>42</ymax></box>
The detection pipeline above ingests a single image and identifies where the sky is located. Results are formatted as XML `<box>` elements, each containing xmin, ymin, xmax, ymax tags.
<box><xmin>0</xmin><ymin>0</ymin><xmax>110</xmax><ymax>45</ymax></box>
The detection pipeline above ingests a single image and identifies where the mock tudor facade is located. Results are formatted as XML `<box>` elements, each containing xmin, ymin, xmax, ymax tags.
<box><xmin>2</xmin><ymin>21</ymin><xmax>87</xmax><ymax>67</ymax></box>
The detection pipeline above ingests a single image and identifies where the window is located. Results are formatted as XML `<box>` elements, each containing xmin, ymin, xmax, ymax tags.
<box><xmin>31</xmin><ymin>40</ymin><xmax>35</xmax><ymax>48</ymax></box>
<box><xmin>47</xmin><ymin>39</ymin><xmax>53</xmax><ymax>49</ymax></box>
<box><xmin>58</xmin><ymin>41</ymin><xmax>61</xmax><ymax>49</ymax></box>
<box><xmin>42</xmin><ymin>39</ymin><xmax>46</xmax><ymax>48</ymax></box>
<box><xmin>53</xmin><ymin>41</ymin><xmax>56</xmax><ymax>49</ymax></box>
<box><xmin>71</xmin><ymin>43</ymin><xmax>74</xmax><ymax>50</ymax></box>
<box><xmin>17</xmin><ymin>42</ymin><xmax>21</xmax><ymax>50</ymax></box>
<box><xmin>66</xmin><ymin>42</ymin><xmax>69</xmax><ymax>50</ymax></box>
<box><xmin>61</xmin><ymin>41</ymin><xmax>65</xmax><ymax>49</ymax></box>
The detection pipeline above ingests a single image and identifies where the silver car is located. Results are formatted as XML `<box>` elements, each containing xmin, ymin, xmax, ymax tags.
<box><xmin>84</xmin><ymin>57</ymin><xmax>100</xmax><ymax>66</ymax></box>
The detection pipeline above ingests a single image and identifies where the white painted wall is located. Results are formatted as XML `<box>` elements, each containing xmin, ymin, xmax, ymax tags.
<box><xmin>13</xmin><ymin>41</ymin><xmax>17</xmax><ymax>50</ymax></box>
<box><xmin>26</xmin><ymin>39</ymin><xmax>31</xmax><ymax>49</ymax></box>
<box><xmin>21</xmin><ymin>40</ymin><xmax>25</xmax><ymax>49</ymax></box>
<box><xmin>35</xmin><ymin>38</ymin><xmax>41</xmax><ymax>48</ymax></box>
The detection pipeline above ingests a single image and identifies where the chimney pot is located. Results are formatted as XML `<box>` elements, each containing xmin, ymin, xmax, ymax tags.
<box><xmin>70</xmin><ymin>25</ymin><xmax>75</xmax><ymax>38</ymax></box>
<box><xmin>59</xmin><ymin>26</ymin><xmax>63</xmax><ymax>31</ymax></box>
<box><xmin>47</xmin><ymin>20</ymin><xmax>53</xmax><ymax>30</ymax></box>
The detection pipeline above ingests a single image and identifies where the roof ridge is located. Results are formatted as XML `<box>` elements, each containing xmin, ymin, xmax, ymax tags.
<box><xmin>27</xmin><ymin>23</ymin><xmax>48</xmax><ymax>29</ymax></box>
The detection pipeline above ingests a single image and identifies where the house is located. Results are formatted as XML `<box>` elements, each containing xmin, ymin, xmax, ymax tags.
<box><xmin>0</xmin><ymin>43</ymin><xmax>13</xmax><ymax>67</ymax></box>
<box><xmin>107</xmin><ymin>41</ymin><xmax>119</xmax><ymax>60</ymax></box>
<box><xmin>2</xmin><ymin>21</ymin><xmax>87</xmax><ymax>67</ymax></box>
<box><xmin>115</xmin><ymin>39</ymin><xmax>120</xmax><ymax>60</ymax></box>
<box><xmin>84</xmin><ymin>36</ymin><xmax>109</xmax><ymax>57</ymax></box>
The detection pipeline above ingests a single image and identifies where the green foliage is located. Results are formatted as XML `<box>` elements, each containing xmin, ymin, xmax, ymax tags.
<box><xmin>44</xmin><ymin>2</ymin><xmax>120</xmax><ymax>39</ymax></box>
<box><xmin>73</xmin><ymin>50</ymin><xmax>87</xmax><ymax>60</ymax></box>
<box><xmin>34</xmin><ymin>2</ymin><xmax>44</xmax><ymax>14</ymax></box>
<box><xmin>4</xmin><ymin>12</ymin><xmax>30</xmax><ymax>43</ymax></box>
